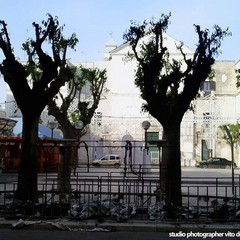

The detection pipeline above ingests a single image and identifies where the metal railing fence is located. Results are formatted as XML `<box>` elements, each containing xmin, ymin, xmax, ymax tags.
<box><xmin>1</xmin><ymin>171</ymin><xmax>240</xmax><ymax>221</ymax></box>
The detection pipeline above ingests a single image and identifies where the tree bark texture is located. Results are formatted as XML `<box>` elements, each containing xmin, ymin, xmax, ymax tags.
<box><xmin>15</xmin><ymin>115</ymin><xmax>39</xmax><ymax>202</ymax></box>
<box><xmin>57</xmin><ymin>124</ymin><xmax>76</xmax><ymax>195</ymax></box>
<box><xmin>160</xmin><ymin>123</ymin><xmax>182</xmax><ymax>208</ymax></box>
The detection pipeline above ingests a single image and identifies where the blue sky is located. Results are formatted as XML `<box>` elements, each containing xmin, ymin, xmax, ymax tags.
<box><xmin>0</xmin><ymin>0</ymin><xmax>240</xmax><ymax>103</ymax></box>
<box><xmin>0</xmin><ymin>0</ymin><xmax>239</xmax><ymax>61</ymax></box>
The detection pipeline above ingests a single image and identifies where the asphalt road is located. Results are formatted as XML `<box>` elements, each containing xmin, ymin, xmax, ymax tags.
<box><xmin>0</xmin><ymin>229</ymin><xmax>167</xmax><ymax>240</ymax></box>
<box><xmin>1</xmin><ymin>229</ymin><xmax>240</xmax><ymax>240</ymax></box>
<box><xmin>1</xmin><ymin>166</ymin><xmax>239</xmax><ymax>180</ymax></box>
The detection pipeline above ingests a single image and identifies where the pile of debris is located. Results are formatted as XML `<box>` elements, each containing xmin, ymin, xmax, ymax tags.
<box><xmin>69</xmin><ymin>195</ymin><xmax>137</xmax><ymax>222</ymax></box>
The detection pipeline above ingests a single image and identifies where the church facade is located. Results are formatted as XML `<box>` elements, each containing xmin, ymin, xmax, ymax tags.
<box><xmin>73</xmin><ymin>36</ymin><xmax>240</xmax><ymax>166</ymax></box>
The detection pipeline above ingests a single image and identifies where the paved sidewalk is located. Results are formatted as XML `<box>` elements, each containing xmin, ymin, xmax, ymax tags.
<box><xmin>0</xmin><ymin>217</ymin><xmax>240</xmax><ymax>233</ymax></box>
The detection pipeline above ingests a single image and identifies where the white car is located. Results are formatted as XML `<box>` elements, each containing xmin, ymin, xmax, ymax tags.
<box><xmin>92</xmin><ymin>155</ymin><xmax>121</xmax><ymax>168</ymax></box>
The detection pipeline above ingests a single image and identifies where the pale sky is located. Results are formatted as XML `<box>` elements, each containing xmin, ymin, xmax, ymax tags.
<box><xmin>0</xmin><ymin>0</ymin><xmax>240</xmax><ymax>103</ymax></box>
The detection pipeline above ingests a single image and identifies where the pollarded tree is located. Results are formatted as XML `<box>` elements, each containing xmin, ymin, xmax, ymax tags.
<box><xmin>48</xmin><ymin>66</ymin><xmax>107</xmax><ymax>141</ymax></box>
<box><xmin>219</xmin><ymin>124</ymin><xmax>240</xmax><ymax>195</ymax></box>
<box><xmin>47</xmin><ymin>65</ymin><xmax>107</xmax><ymax>194</ymax></box>
<box><xmin>123</xmin><ymin>14</ymin><xmax>230</xmax><ymax>210</ymax></box>
<box><xmin>219</xmin><ymin>124</ymin><xmax>240</xmax><ymax>167</ymax></box>
<box><xmin>0</xmin><ymin>14</ymin><xmax>78</xmax><ymax>202</ymax></box>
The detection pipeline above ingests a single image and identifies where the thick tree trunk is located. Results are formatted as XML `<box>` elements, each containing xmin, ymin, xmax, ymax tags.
<box><xmin>160</xmin><ymin>123</ymin><xmax>182</xmax><ymax>210</ymax></box>
<box><xmin>15</xmin><ymin>115</ymin><xmax>39</xmax><ymax>203</ymax></box>
<box><xmin>58</xmin><ymin>146</ymin><xmax>73</xmax><ymax>193</ymax></box>
<box><xmin>57</xmin><ymin>125</ymin><xmax>76</xmax><ymax>199</ymax></box>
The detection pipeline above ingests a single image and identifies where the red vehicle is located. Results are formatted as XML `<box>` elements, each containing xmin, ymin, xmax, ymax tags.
<box><xmin>0</xmin><ymin>137</ymin><xmax>61</xmax><ymax>173</ymax></box>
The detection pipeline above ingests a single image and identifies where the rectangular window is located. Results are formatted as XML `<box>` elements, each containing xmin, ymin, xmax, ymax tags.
<box><xmin>200</xmin><ymin>81</ymin><xmax>216</xmax><ymax>93</ymax></box>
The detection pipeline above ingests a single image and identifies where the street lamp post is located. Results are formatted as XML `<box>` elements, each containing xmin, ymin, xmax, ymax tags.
<box><xmin>46</xmin><ymin>120</ymin><xmax>58</xmax><ymax>191</ymax></box>
<box><xmin>142</xmin><ymin>120</ymin><xmax>151</xmax><ymax>148</ymax></box>
<box><xmin>75</xmin><ymin>120</ymin><xmax>84</xmax><ymax>139</ymax></box>
<box><xmin>142</xmin><ymin>120</ymin><xmax>151</xmax><ymax>173</ymax></box>
<box><xmin>48</xmin><ymin>120</ymin><xmax>58</xmax><ymax>139</ymax></box>
<box><xmin>74</xmin><ymin>120</ymin><xmax>85</xmax><ymax>173</ymax></box>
